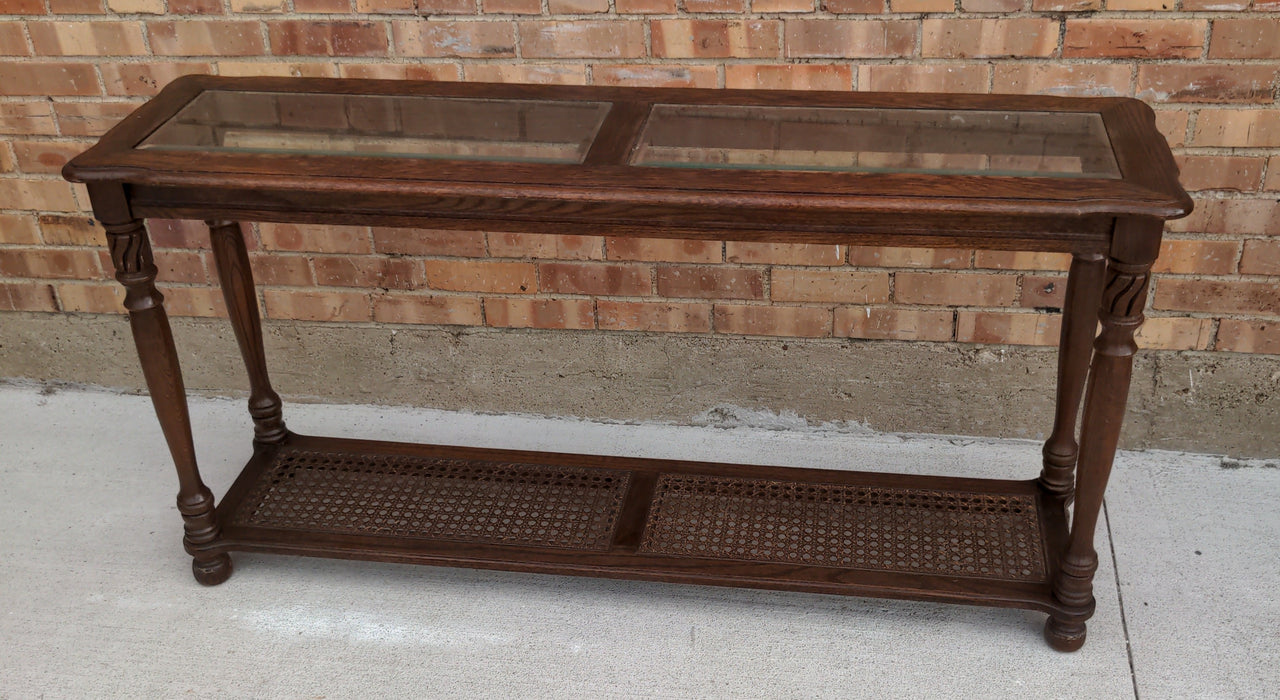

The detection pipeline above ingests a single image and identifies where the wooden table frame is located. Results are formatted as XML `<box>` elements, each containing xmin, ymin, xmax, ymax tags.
<box><xmin>64</xmin><ymin>76</ymin><xmax>1191</xmax><ymax>652</ymax></box>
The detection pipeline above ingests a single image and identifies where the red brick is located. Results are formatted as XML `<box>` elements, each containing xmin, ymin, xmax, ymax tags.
<box><xmin>56</xmin><ymin>283</ymin><xmax>122</xmax><ymax>313</ymax></box>
<box><xmin>0</xmin><ymin>22</ymin><xmax>28</xmax><ymax>56</ymax></box>
<box><xmin>1</xmin><ymin>282</ymin><xmax>58</xmax><ymax>312</ymax></box>
<box><xmin>538</xmin><ymin>262</ymin><xmax>651</xmax><ymax>296</ymax></box>
<box><xmin>1266</xmin><ymin>157</ymin><xmax>1280</xmax><ymax>192</ymax></box>
<box><xmin>355</xmin><ymin>0</ymin><xmax>415</xmax><ymax>10</ymax></box>
<box><xmin>605</xmin><ymin>237</ymin><xmax>720</xmax><ymax>263</ymax></box>
<box><xmin>248</xmin><ymin>253</ymin><xmax>313</xmax><ymax>286</ymax></box>
<box><xmin>0</xmin><ymin>248</ymin><xmax>101</xmax><ymax>279</ymax></box>
<box><xmin>850</xmin><ymin>247</ymin><xmax>970</xmax><ymax>269</ymax></box>
<box><xmin>0</xmin><ymin>213</ymin><xmax>41</xmax><ymax>244</ymax></box>
<box><xmin>1154</xmin><ymin>279</ymin><xmax>1279</xmax><ymax>315</ymax></box>
<box><xmin>1209</xmin><ymin>19</ymin><xmax>1280</xmax><ymax>59</ymax></box>
<box><xmin>263</xmin><ymin>289</ymin><xmax>370</xmax><ymax>321</ymax></box>
<box><xmin>753</xmin><ymin>0</ymin><xmax>815</xmax><ymax>10</ymax></box>
<box><xmin>147</xmin><ymin>219</ymin><xmax>214</xmax><ymax>250</ymax></box>
<box><xmin>656</xmin><ymin>266</ymin><xmax>764</xmax><ymax>299</ymax></box>
<box><xmin>484</xmin><ymin>297</ymin><xmax>594</xmax><ymax>329</ymax></box>
<box><xmin>894</xmin><ymin>272</ymin><xmax>1018</xmax><ymax>306</ymax></box>
<box><xmin>53</xmin><ymin>102</ymin><xmax>136</xmax><ymax>137</ymax></box>
<box><xmin>822</xmin><ymin>0</ymin><xmax>884</xmax><ymax>11</ymax></box>
<box><xmin>0</xmin><ymin>63</ymin><xmax>99</xmax><ymax>96</ymax></box>
<box><xmin>714</xmin><ymin>304</ymin><xmax>832</xmax><ymax>337</ymax></box>
<box><xmin>1019</xmin><ymin>275</ymin><xmax>1066</xmax><ymax>309</ymax></box>
<box><xmin>1216</xmin><ymin>320</ymin><xmax>1280</xmax><ymax>355</ymax></box>
<box><xmin>1154</xmin><ymin>109</ymin><xmax>1189</xmax><ymax>148</ymax></box>
<box><xmin>372</xmin><ymin>227</ymin><xmax>487</xmax><ymax>257</ymax></box>
<box><xmin>956</xmin><ymin>311</ymin><xmax>1061</xmax><ymax>346</ymax></box>
<box><xmin>785</xmin><ymin>20</ymin><xmax>913</xmax><ymax>59</ymax></box>
<box><xmin>960</xmin><ymin>0</ymin><xmax>1020</xmax><ymax>10</ymax></box>
<box><xmin>771</xmin><ymin>269</ymin><xmax>889</xmax><ymax>303</ymax></box>
<box><xmin>1191</xmin><ymin>110</ymin><xmax>1280</xmax><ymax>148</ymax></box>
<box><xmin>892</xmin><ymin>0</ymin><xmax>953</xmax><ymax>9</ymax></box>
<box><xmin>313</xmin><ymin>255</ymin><xmax>426</xmax><ymax>290</ymax></box>
<box><xmin>464</xmin><ymin>64</ymin><xmax>584</xmax><ymax>85</ymax></box>
<box><xmin>147</xmin><ymin>21</ymin><xmax>265</xmax><ymax>56</ymax></box>
<box><xmin>260</xmin><ymin>223</ymin><xmax>371</xmax><ymax>254</ymax></box>
<box><xmin>229</xmin><ymin>0</ymin><xmax>286</xmax><ymax>10</ymax></box>
<box><xmin>726</xmin><ymin>243</ymin><xmax>843</xmax><ymax>266</ymax></box>
<box><xmin>487</xmin><ymin>232</ymin><xmax>603</xmax><ymax>259</ymax></box>
<box><xmin>1</xmin><ymin>102</ymin><xmax>57</xmax><ymax>136</ymax></box>
<box><xmin>416</xmin><ymin>0</ymin><xmax>475</xmax><ymax>10</ymax></box>
<box><xmin>11</xmin><ymin>141</ymin><xmax>86</xmax><ymax>174</ymax></box>
<box><xmin>593</xmin><ymin>65</ymin><xmax>719</xmax><ymax>88</ymax></box>
<box><xmin>1240</xmin><ymin>240</ymin><xmax>1280</xmax><ymax>275</ymax></box>
<box><xmin>725</xmin><ymin>64</ymin><xmax>853</xmax><ymax>91</ymax></box>
<box><xmin>0</xmin><ymin>142</ymin><xmax>12</xmax><ymax>173</ymax></box>
<box><xmin>341</xmin><ymin>64</ymin><xmax>460</xmax><ymax>81</ymax></box>
<box><xmin>3</xmin><ymin>0</ymin><xmax>52</xmax><ymax>12</ymax></box>
<box><xmin>216</xmin><ymin>61</ymin><xmax>339</xmax><ymax>78</ymax></box>
<box><xmin>1168</xmin><ymin>199</ymin><xmax>1280</xmax><ymax>236</ymax></box>
<box><xmin>860</xmin><ymin>65</ymin><xmax>989</xmax><ymax>94</ymax></box>
<box><xmin>425</xmin><ymin>260</ymin><xmax>536</xmax><ymax>293</ymax></box>
<box><xmin>597</xmin><ymin>300</ymin><xmax>711</xmax><ymax>332</ymax></box>
<box><xmin>48</xmin><ymin>0</ymin><xmax>106</xmax><ymax>11</ymax></box>
<box><xmin>372</xmin><ymin>293</ymin><xmax>484</xmax><ymax>326</ymax></box>
<box><xmin>684</xmin><ymin>0</ymin><xmax>747</xmax><ymax>9</ymax></box>
<box><xmin>1135</xmin><ymin>317</ymin><xmax>1213</xmax><ymax>351</ymax></box>
<box><xmin>393</xmin><ymin>21</ymin><xmax>515</xmax><ymax>58</ymax></box>
<box><xmin>1106</xmin><ymin>0</ymin><xmax>1172</xmax><ymax>8</ymax></box>
<box><xmin>296</xmin><ymin>0</ymin><xmax>354</xmax><ymax>10</ymax></box>
<box><xmin>922</xmin><ymin>19</ymin><xmax>1058</xmax><ymax>59</ymax></box>
<box><xmin>1152</xmin><ymin>239</ymin><xmax>1240</xmax><ymax>275</ymax></box>
<box><xmin>834</xmin><ymin>307</ymin><xmax>954</xmax><ymax>341</ymax></box>
<box><xmin>654</xmin><ymin>20</ymin><xmax>781</xmax><ymax>59</ymax></box>
<box><xmin>1175</xmin><ymin>155</ymin><xmax>1265</xmax><ymax>192</ymax></box>
<box><xmin>480</xmin><ymin>0</ymin><xmax>541</xmax><ymax>12</ymax></box>
<box><xmin>994</xmin><ymin>64</ymin><xmax>1133</xmax><ymax>98</ymax></box>
<box><xmin>100</xmin><ymin>62</ymin><xmax>213</xmax><ymax>96</ymax></box>
<box><xmin>168</xmin><ymin>0</ymin><xmax>224</xmax><ymax>12</ymax></box>
<box><xmin>153</xmin><ymin>250</ymin><xmax>208</xmax><ymax>284</ymax></box>
<box><xmin>614</xmin><ymin>0</ymin><xmax>676</xmax><ymax>11</ymax></box>
<box><xmin>547</xmin><ymin>0</ymin><xmax>608</xmax><ymax>8</ymax></box>
<box><xmin>973</xmin><ymin>250</ymin><xmax>1071</xmax><ymax>271</ymax></box>
<box><xmin>1137</xmin><ymin>65</ymin><xmax>1279</xmax><ymax>104</ymax></box>
<box><xmin>36</xmin><ymin>214</ymin><xmax>97</xmax><ymax>246</ymax></box>
<box><xmin>28</xmin><ymin>20</ymin><xmax>147</xmax><ymax>56</ymax></box>
<box><xmin>522</xmin><ymin>21</ymin><xmax>645</xmax><ymax>59</ymax></box>
<box><xmin>1063</xmin><ymin>20</ymin><xmax>1205</xmax><ymax>59</ymax></box>
<box><xmin>0</xmin><ymin>179</ymin><xmax>80</xmax><ymax>211</ymax></box>
<box><xmin>268</xmin><ymin>21</ymin><xmax>388</xmax><ymax>57</ymax></box>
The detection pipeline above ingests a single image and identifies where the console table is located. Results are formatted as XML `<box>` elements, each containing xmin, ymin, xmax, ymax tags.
<box><xmin>63</xmin><ymin>76</ymin><xmax>1190</xmax><ymax>652</ymax></box>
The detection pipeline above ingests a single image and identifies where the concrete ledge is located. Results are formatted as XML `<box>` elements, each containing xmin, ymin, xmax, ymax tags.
<box><xmin>2</xmin><ymin>311</ymin><xmax>1276</xmax><ymax>457</ymax></box>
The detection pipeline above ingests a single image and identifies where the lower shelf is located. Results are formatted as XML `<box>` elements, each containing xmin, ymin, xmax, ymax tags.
<box><xmin>211</xmin><ymin>433</ymin><xmax>1069</xmax><ymax>614</ymax></box>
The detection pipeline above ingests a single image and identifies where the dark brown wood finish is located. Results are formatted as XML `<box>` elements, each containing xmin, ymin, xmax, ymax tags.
<box><xmin>207</xmin><ymin>220</ymin><xmax>286</xmax><ymax>444</ymax></box>
<box><xmin>64</xmin><ymin>77</ymin><xmax>1190</xmax><ymax>652</ymax></box>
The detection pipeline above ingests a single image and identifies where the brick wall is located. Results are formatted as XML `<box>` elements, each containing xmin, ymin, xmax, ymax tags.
<box><xmin>0</xmin><ymin>3</ymin><xmax>1277</xmax><ymax>355</ymax></box>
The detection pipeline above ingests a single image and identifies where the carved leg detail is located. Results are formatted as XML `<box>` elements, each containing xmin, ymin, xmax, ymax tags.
<box><xmin>1046</xmin><ymin>222</ymin><xmax>1159</xmax><ymax>652</ymax></box>
<box><xmin>208</xmin><ymin>220</ymin><xmax>286</xmax><ymax>444</ymax></box>
<box><xmin>106</xmin><ymin>218</ymin><xmax>232</xmax><ymax>585</ymax></box>
<box><xmin>1040</xmin><ymin>253</ymin><xmax>1106</xmax><ymax>501</ymax></box>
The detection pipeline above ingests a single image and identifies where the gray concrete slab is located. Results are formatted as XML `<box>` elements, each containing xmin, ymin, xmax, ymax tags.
<box><xmin>0</xmin><ymin>383</ymin><xmax>1270</xmax><ymax>698</ymax></box>
<box><xmin>1106</xmin><ymin>451</ymin><xmax>1280</xmax><ymax>699</ymax></box>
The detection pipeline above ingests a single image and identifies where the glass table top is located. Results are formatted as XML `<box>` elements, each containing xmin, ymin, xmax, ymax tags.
<box><xmin>631</xmin><ymin>104</ymin><xmax>1120</xmax><ymax>178</ymax></box>
<box><xmin>140</xmin><ymin>89</ymin><xmax>1121</xmax><ymax>179</ymax></box>
<box><xmin>140</xmin><ymin>90</ymin><xmax>612</xmax><ymax>164</ymax></box>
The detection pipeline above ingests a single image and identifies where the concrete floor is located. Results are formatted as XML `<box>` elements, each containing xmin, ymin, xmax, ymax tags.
<box><xmin>0</xmin><ymin>383</ymin><xmax>1276</xmax><ymax>699</ymax></box>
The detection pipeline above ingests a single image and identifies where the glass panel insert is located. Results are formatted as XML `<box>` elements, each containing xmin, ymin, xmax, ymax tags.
<box><xmin>140</xmin><ymin>90</ymin><xmax>612</xmax><ymax>164</ymax></box>
<box><xmin>632</xmin><ymin>104</ymin><xmax>1121</xmax><ymax>178</ymax></box>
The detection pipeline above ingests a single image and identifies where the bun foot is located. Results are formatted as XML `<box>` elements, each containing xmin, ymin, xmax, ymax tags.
<box><xmin>1044</xmin><ymin>616</ymin><xmax>1087</xmax><ymax>652</ymax></box>
<box><xmin>192</xmin><ymin>553</ymin><xmax>233</xmax><ymax>586</ymax></box>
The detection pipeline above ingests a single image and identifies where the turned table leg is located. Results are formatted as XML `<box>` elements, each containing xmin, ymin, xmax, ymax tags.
<box><xmin>1040</xmin><ymin>253</ymin><xmax>1106</xmax><ymax>500</ymax></box>
<box><xmin>208</xmin><ymin>220</ymin><xmax>286</xmax><ymax>444</ymax></box>
<box><xmin>93</xmin><ymin>190</ymin><xmax>232</xmax><ymax>585</ymax></box>
<box><xmin>1045</xmin><ymin>219</ymin><xmax>1161</xmax><ymax>651</ymax></box>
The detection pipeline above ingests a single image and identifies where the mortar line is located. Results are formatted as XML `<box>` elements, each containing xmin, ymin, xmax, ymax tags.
<box><xmin>1104</xmin><ymin>499</ymin><xmax>1141</xmax><ymax>700</ymax></box>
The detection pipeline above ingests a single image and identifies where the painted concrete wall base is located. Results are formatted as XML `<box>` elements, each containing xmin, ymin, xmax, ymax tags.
<box><xmin>2</xmin><ymin>312</ymin><xmax>1276</xmax><ymax>458</ymax></box>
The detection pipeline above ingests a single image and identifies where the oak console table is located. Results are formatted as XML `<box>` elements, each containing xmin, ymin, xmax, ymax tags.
<box><xmin>63</xmin><ymin>76</ymin><xmax>1190</xmax><ymax>652</ymax></box>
